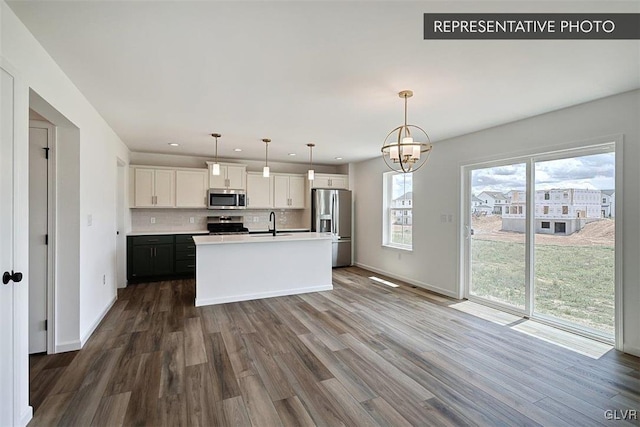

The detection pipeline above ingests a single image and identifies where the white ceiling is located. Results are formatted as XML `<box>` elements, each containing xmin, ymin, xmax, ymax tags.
<box><xmin>8</xmin><ymin>1</ymin><xmax>640</xmax><ymax>165</ymax></box>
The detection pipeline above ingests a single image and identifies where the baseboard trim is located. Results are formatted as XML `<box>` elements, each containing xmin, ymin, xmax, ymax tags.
<box><xmin>353</xmin><ymin>262</ymin><xmax>459</xmax><ymax>299</ymax></box>
<box><xmin>623</xmin><ymin>344</ymin><xmax>640</xmax><ymax>357</ymax></box>
<box><xmin>80</xmin><ymin>296</ymin><xmax>117</xmax><ymax>347</ymax></box>
<box><xmin>56</xmin><ymin>340</ymin><xmax>81</xmax><ymax>353</ymax></box>
<box><xmin>196</xmin><ymin>284</ymin><xmax>333</xmax><ymax>307</ymax></box>
<box><xmin>18</xmin><ymin>405</ymin><xmax>33</xmax><ymax>427</ymax></box>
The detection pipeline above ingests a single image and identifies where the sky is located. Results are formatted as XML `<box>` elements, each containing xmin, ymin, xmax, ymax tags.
<box><xmin>392</xmin><ymin>173</ymin><xmax>412</xmax><ymax>199</ymax></box>
<box><xmin>472</xmin><ymin>152</ymin><xmax>615</xmax><ymax>194</ymax></box>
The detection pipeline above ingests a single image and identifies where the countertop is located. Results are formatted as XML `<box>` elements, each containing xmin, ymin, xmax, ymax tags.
<box><xmin>248</xmin><ymin>228</ymin><xmax>310</xmax><ymax>234</ymax></box>
<box><xmin>193</xmin><ymin>232</ymin><xmax>332</xmax><ymax>246</ymax></box>
<box><xmin>127</xmin><ymin>230</ymin><xmax>209</xmax><ymax>236</ymax></box>
<box><xmin>128</xmin><ymin>228</ymin><xmax>311</xmax><ymax>236</ymax></box>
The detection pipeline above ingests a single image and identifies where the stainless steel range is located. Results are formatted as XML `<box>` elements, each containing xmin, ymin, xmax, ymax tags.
<box><xmin>207</xmin><ymin>216</ymin><xmax>249</xmax><ymax>235</ymax></box>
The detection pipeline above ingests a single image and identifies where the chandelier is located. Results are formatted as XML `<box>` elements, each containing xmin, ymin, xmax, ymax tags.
<box><xmin>381</xmin><ymin>90</ymin><xmax>433</xmax><ymax>173</ymax></box>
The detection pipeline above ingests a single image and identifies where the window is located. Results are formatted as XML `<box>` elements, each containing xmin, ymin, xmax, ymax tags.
<box><xmin>384</xmin><ymin>172</ymin><xmax>412</xmax><ymax>249</ymax></box>
<box><xmin>543</xmin><ymin>206</ymin><xmax>549</xmax><ymax>214</ymax></box>
<box><xmin>544</xmin><ymin>192</ymin><xmax>550</xmax><ymax>200</ymax></box>
<box><xmin>562</xmin><ymin>205</ymin><xmax>569</xmax><ymax>215</ymax></box>
<box><xmin>541</xmin><ymin>221</ymin><xmax>550</xmax><ymax>229</ymax></box>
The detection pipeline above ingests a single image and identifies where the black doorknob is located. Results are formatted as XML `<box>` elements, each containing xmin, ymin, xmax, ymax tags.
<box><xmin>2</xmin><ymin>270</ymin><xmax>23</xmax><ymax>285</ymax></box>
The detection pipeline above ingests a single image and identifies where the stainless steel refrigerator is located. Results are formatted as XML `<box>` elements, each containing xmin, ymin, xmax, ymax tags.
<box><xmin>311</xmin><ymin>188</ymin><xmax>352</xmax><ymax>267</ymax></box>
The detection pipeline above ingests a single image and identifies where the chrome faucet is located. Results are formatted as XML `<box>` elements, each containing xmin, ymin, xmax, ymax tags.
<box><xmin>269</xmin><ymin>211</ymin><xmax>276</xmax><ymax>236</ymax></box>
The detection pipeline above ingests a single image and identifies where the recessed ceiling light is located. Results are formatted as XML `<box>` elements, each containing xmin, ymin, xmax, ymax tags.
<box><xmin>288</xmin><ymin>153</ymin><xmax>296</xmax><ymax>156</ymax></box>
<box><xmin>168</xmin><ymin>142</ymin><xmax>180</xmax><ymax>147</ymax></box>
<box><xmin>234</xmin><ymin>148</ymin><xmax>242</xmax><ymax>152</ymax></box>
<box><xmin>335</xmin><ymin>157</ymin><xmax>343</xmax><ymax>160</ymax></box>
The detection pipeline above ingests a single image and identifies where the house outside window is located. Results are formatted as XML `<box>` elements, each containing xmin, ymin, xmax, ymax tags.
<box><xmin>383</xmin><ymin>172</ymin><xmax>412</xmax><ymax>250</ymax></box>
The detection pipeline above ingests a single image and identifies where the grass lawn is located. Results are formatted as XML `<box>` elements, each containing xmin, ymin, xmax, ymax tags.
<box><xmin>471</xmin><ymin>239</ymin><xmax>614</xmax><ymax>336</ymax></box>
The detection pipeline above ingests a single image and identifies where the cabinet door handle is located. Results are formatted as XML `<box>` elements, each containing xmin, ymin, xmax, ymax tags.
<box><xmin>147</xmin><ymin>239</ymin><xmax>159</xmax><ymax>242</ymax></box>
<box><xmin>150</xmin><ymin>247</ymin><xmax>153</xmax><ymax>257</ymax></box>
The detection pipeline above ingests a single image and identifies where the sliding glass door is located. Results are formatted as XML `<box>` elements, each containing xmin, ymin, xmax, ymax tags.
<box><xmin>533</xmin><ymin>151</ymin><xmax>615</xmax><ymax>338</ymax></box>
<box><xmin>463</xmin><ymin>143</ymin><xmax>617</xmax><ymax>342</ymax></box>
<box><xmin>468</xmin><ymin>163</ymin><xmax>527</xmax><ymax>312</ymax></box>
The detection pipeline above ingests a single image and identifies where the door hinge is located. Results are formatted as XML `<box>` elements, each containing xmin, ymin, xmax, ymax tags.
<box><xmin>43</xmin><ymin>147</ymin><xmax>50</xmax><ymax>159</ymax></box>
<box><xmin>45</xmin><ymin>234</ymin><xmax>48</xmax><ymax>245</ymax></box>
<box><xmin>44</xmin><ymin>319</ymin><xmax>48</xmax><ymax>331</ymax></box>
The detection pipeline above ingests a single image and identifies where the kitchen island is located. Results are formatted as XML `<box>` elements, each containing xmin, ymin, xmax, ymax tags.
<box><xmin>192</xmin><ymin>232</ymin><xmax>333</xmax><ymax>306</ymax></box>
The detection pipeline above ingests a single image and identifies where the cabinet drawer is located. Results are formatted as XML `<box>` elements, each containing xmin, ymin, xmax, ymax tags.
<box><xmin>176</xmin><ymin>242</ymin><xmax>196</xmax><ymax>252</ymax></box>
<box><xmin>130</xmin><ymin>235</ymin><xmax>174</xmax><ymax>245</ymax></box>
<box><xmin>175</xmin><ymin>250</ymin><xmax>196</xmax><ymax>261</ymax></box>
<box><xmin>175</xmin><ymin>259</ymin><xmax>196</xmax><ymax>274</ymax></box>
<box><xmin>176</xmin><ymin>234</ymin><xmax>205</xmax><ymax>244</ymax></box>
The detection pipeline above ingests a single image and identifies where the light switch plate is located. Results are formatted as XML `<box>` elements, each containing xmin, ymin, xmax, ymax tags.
<box><xmin>87</xmin><ymin>214</ymin><xmax>93</xmax><ymax>226</ymax></box>
<box><xmin>150</xmin><ymin>217</ymin><xmax>156</xmax><ymax>224</ymax></box>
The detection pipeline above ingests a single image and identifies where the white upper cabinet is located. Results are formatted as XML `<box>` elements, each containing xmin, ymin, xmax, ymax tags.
<box><xmin>132</xmin><ymin>167</ymin><xmax>176</xmax><ymax>208</ymax></box>
<box><xmin>207</xmin><ymin>162</ymin><xmax>247</xmax><ymax>190</ymax></box>
<box><xmin>288</xmin><ymin>175</ymin><xmax>306</xmax><ymax>208</ymax></box>
<box><xmin>311</xmin><ymin>173</ymin><xmax>348</xmax><ymax>189</ymax></box>
<box><xmin>176</xmin><ymin>169</ymin><xmax>208</xmax><ymax>208</ymax></box>
<box><xmin>274</xmin><ymin>174</ymin><xmax>305</xmax><ymax>209</ymax></box>
<box><xmin>226</xmin><ymin>165</ymin><xmax>246</xmax><ymax>189</ymax></box>
<box><xmin>246</xmin><ymin>172</ymin><xmax>273</xmax><ymax>208</ymax></box>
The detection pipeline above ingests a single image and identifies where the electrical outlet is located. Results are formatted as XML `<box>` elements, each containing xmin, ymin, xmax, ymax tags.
<box><xmin>150</xmin><ymin>217</ymin><xmax>156</xmax><ymax>224</ymax></box>
<box><xmin>189</xmin><ymin>217</ymin><xmax>195</xmax><ymax>224</ymax></box>
<box><xmin>448</xmin><ymin>214</ymin><xmax>453</xmax><ymax>223</ymax></box>
<box><xmin>102</xmin><ymin>274</ymin><xmax>106</xmax><ymax>285</ymax></box>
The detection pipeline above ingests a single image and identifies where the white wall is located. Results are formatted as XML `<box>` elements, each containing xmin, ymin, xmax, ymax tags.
<box><xmin>352</xmin><ymin>90</ymin><xmax>640</xmax><ymax>356</ymax></box>
<box><xmin>1</xmin><ymin>0</ymin><xmax>131</xmax><ymax>362</ymax></box>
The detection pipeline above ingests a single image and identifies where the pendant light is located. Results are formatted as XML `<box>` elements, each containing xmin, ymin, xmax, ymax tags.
<box><xmin>307</xmin><ymin>143</ymin><xmax>315</xmax><ymax>181</ymax></box>
<box><xmin>210</xmin><ymin>133</ymin><xmax>221</xmax><ymax>175</ymax></box>
<box><xmin>262</xmin><ymin>138</ymin><xmax>271</xmax><ymax>177</ymax></box>
<box><xmin>381</xmin><ymin>90</ymin><xmax>433</xmax><ymax>173</ymax></box>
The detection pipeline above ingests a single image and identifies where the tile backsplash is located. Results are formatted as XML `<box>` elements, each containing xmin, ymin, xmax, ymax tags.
<box><xmin>131</xmin><ymin>209</ymin><xmax>309</xmax><ymax>233</ymax></box>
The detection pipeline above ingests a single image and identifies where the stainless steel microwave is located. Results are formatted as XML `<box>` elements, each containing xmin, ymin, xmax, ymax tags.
<box><xmin>207</xmin><ymin>189</ymin><xmax>247</xmax><ymax>210</ymax></box>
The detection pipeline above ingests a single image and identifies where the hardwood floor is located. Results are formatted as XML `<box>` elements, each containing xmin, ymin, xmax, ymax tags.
<box><xmin>29</xmin><ymin>267</ymin><xmax>640</xmax><ymax>426</ymax></box>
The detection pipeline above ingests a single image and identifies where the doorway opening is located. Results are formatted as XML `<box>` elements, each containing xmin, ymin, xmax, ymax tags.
<box><xmin>462</xmin><ymin>141</ymin><xmax>620</xmax><ymax>346</ymax></box>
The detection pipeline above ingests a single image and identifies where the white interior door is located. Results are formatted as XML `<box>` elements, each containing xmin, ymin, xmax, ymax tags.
<box><xmin>1</xmin><ymin>63</ymin><xmax>16</xmax><ymax>427</ymax></box>
<box><xmin>29</xmin><ymin>123</ymin><xmax>49</xmax><ymax>353</ymax></box>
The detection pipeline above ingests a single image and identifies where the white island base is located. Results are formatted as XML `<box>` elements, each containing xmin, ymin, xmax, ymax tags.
<box><xmin>192</xmin><ymin>233</ymin><xmax>333</xmax><ymax>307</ymax></box>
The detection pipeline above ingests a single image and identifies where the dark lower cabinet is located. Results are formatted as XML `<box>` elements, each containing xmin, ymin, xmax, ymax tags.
<box><xmin>127</xmin><ymin>233</ymin><xmax>204</xmax><ymax>283</ymax></box>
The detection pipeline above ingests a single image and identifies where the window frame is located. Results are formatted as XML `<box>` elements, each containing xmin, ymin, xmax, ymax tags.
<box><xmin>382</xmin><ymin>171</ymin><xmax>413</xmax><ymax>251</ymax></box>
